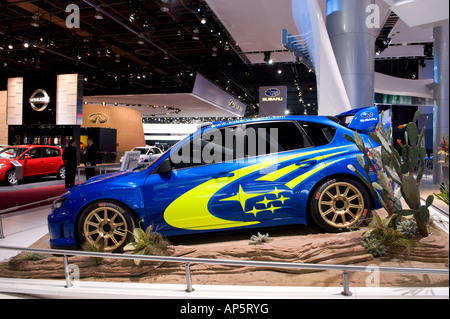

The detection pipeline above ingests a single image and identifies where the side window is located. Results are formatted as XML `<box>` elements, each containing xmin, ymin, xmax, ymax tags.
<box><xmin>26</xmin><ymin>148</ymin><xmax>42</xmax><ymax>159</ymax></box>
<box><xmin>298</xmin><ymin>122</ymin><xmax>337</xmax><ymax>146</ymax></box>
<box><xmin>171</xmin><ymin>126</ymin><xmax>238</xmax><ymax>170</ymax></box>
<box><xmin>244</xmin><ymin>121</ymin><xmax>311</xmax><ymax>156</ymax></box>
<box><xmin>43</xmin><ymin>148</ymin><xmax>60</xmax><ymax>157</ymax></box>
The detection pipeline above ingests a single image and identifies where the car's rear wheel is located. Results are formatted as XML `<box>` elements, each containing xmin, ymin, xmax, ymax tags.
<box><xmin>310</xmin><ymin>178</ymin><xmax>370</xmax><ymax>233</ymax></box>
<box><xmin>78</xmin><ymin>201</ymin><xmax>137</xmax><ymax>252</ymax></box>
<box><xmin>57</xmin><ymin>166</ymin><xmax>65</xmax><ymax>179</ymax></box>
<box><xmin>6</xmin><ymin>170</ymin><xmax>18</xmax><ymax>186</ymax></box>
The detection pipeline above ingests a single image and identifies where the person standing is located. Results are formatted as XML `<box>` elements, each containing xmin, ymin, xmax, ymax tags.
<box><xmin>62</xmin><ymin>139</ymin><xmax>77</xmax><ymax>188</ymax></box>
<box><xmin>84</xmin><ymin>137</ymin><xmax>98</xmax><ymax>181</ymax></box>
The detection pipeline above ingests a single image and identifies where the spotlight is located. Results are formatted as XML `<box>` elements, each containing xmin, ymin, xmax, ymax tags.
<box><xmin>277</xmin><ymin>69</ymin><xmax>282</xmax><ymax>74</ymax></box>
<box><xmin>115</xmin><ymin>54</ymin><xmax>121</xmax><ymax>63</ymax></box>
<box><xmin>23</xmin><ymin>42</ymin><xmax>30</xmax><ymax>48</ymax></box>
<box><xmin>138</xmin><ymin>37</ymin><xmax>145</xmax><ymax>45</ymax></box>
<box><xmin>8</xmin><ymin>44</ymin><xmax>13</xmax><ymax>50</ymax></box>
<box><xmin>264</xmin><ymin>51</ymin><xmax>273</xmax><ymax>64</ymax></box>
<box><xmin>192</xmin><ymin>28</ymin><xmax>200</xmax><ymax>40</ymax></box>
<box><xmin>94</xmin><ymin>11</ymin><xmax>103</xmax><ymax>20</ymax></box>
<box><xmin>31</xmin><ymin>14</ymin><xmax>40</xmax><ymax>27</ymax></box>
<box><xmin>200</xmin><ymin>15</ymin><xmax>207</xmax><ymax>24</ymax></box>
<box><xmin>160</xmin><ymin>0</ymin><xmax>170</xmax><ymax>12</ymax></box>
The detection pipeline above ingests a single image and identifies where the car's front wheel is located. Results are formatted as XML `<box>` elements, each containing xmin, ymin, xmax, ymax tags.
<box><xmin>310</xmin><ymin>178</ymin><xmax>370</xmax><ymax>232</ymax></box>
<box><xmin>5</xmin><ymin>170</ymin><xmax>18</xmax><ymax>186</ymax></box>
<box><xmin>78</xmin><ymin>201</ymin><xmax>137</xmax><ymax>252</ymax></box>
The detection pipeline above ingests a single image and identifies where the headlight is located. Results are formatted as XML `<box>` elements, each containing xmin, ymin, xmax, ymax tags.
<box><xmin>51</xmin><ymin>197</ymin><xmax>68</xmax><ymax>211</ymax></box>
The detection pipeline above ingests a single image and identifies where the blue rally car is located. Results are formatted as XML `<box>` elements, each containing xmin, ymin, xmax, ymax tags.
<box><xmin>49</xmin><ymin>107</ymin><xmax>383</xmax><ymax>252</ymax></box>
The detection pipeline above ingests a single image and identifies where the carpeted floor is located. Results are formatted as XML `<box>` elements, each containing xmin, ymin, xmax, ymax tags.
<box><xmin>0</xmin><ymin>184</ymin><xmax>68</xmax><ymax>213</ymax></box>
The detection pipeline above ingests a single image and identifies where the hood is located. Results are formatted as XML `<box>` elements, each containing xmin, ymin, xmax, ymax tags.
<box><xmin>66</xmin><ymin>169</ymin><xmax>140</xmax><ymax>194</ymax></box>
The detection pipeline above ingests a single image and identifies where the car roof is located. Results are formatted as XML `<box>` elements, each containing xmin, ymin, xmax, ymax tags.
<box><xmin>10</xmin><ymin>145</ymin><xmax>61</xmax><ymax>149</ymax></box>
<box><xmin>209</xmin><ymin>115</ymin><xmax>335</xmax><ymax>129</ymax></box>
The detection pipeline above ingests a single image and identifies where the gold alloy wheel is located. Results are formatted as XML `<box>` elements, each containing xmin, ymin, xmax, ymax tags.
<box><xmin>318</xmin><ymin>181</ymin><xmax>365</xmax><ymax>229</ymax></box>
<box><xmin>83</xmin><ymin>206</ymin><xmax>128</xmax><ymax>251</ymax></box>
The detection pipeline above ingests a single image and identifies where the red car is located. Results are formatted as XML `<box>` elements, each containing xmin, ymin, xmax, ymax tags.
<box><xmin>0</xmin><ymin>145</ymin><xmax>65</xmax><ymax>186</ymax></box>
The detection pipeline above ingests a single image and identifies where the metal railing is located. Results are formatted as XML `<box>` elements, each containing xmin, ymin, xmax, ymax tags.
<box><xmin>0</xmin><ymin>245</ymin><xmax>448</xmax><ymax>297</ymax></box>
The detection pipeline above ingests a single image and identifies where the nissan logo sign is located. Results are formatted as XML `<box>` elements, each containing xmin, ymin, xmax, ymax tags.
<box><xmin>29</xmin><ymin>89</ymin><xmax>50</xmax><ymax>112</ymax></box>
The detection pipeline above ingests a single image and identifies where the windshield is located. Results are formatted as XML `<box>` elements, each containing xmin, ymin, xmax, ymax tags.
<box><xmin>0</xmin><ymin>147</ymin><xmax>26</xmax><ymax>159</ymax></box>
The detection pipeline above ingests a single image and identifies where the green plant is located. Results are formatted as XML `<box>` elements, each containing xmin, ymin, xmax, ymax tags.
<box><xmin>7</xmin><ymin>253</ymin><xmax>48</xmax><ymax>270</ymax></box>
<box><xmin>362</xmin><ymin>236</ymin><xmax>386</xmax><ymax>258</ymax></box>
<box><xmin>344</xmin><ymin>110</ymin><xmax>433</xmax><ymax>237</ymax></box>
<box><xmin>434</xmin><ymin>182</ymin><xmax>449</xmax><ymax>206</ymax></box>
<box><xmin>124</xmin><ymin>224</ymin><xmax>170</xmax><ymax>265</ymax></box>
<box><xmin>362</xmin><ymin>214</ymin><xmax>419</xmax><ymax>257</ymax></box>
<box><xmin>396</xmin><ymin>219</ymin><xmax>418</xmax><ymax>237</ymax></box>
<box><xmin>249</xmin><ymin>232</ymin><xmax>273</xmax><ymax>245</ymax></box>
<box><xmin>438</xmin><ymin>134</ymin><xmax>449</xmax><ymax>164</ymax></box>
<box><xmin>81</xmin><ymin>240</ymin><xmax>105</xmax><ymax>265</ymax></box>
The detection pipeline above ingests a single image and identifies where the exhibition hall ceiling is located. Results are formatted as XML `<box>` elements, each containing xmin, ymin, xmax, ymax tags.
<box><xmin>0</xmin><ymin>0</ymin><xmax>443</xmax><ymax>118</ymax></box>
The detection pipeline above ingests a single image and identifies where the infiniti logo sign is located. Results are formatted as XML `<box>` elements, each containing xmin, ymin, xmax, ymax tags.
<box><xmin>29</xmin><ymin>89</ymin><xmax>50</xmax><ymax>112</ymax></box>
<box><xmin>89</xmin><ymin>113</ymin><xmax>109</xmax><ymax>124</ymax></box>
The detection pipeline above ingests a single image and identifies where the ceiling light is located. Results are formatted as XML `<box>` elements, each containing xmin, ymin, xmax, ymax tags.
<box><xmin>115</xmin><ymin>54</ymin><xmax>120</xmax><ymax>63</ymax></box>
<box><xmin>31</xmin><ymin>15</ymin><xmax>40</xmax><ymax>27</ymax></box>
<box><xmin>264</xmin><ymin>51</ymin><xmax>273</xmax><ymax>64</ymax></box>
<box><xmin>8</xmin><ymin>44</ymin><xmax>13</xmax><ymax>50</ymax></box>
<box><xmin>138</xmin><ymin>37</ymin><xmax>145</xmax><ymax>45</ymax></box>
<box><xmin>23</xmin><ymin>42</ymin><xmax>29</xmax><ymax>48</ymax></box>
<box><xmin>160</xmin><ymin>0</ymin><xmax>170</xmax><ymax>12</ymax></box>
<box><xmin>200</xmin><ymin>15</ymin><xmax>207</xmax><ymax>24</ymax></box>
<box><xmin>94</xmin><ymin>11</ymin><xmax>103</xmax><ymax>20</ymax></box>
<box><xmin>277</xmin><ymin>69</ymin><xmax>282</xmax><ymax>74</ymax></box>
<box><xmin>192</xmin><ymin>28</ymin><xmax>200</xmax><ymax>40</ymax></box>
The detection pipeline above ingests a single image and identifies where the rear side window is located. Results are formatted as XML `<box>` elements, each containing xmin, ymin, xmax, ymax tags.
<box><xmin>298</xmin><ymin>122</ymin><xmax>337</xmax><ymax>146</ymax></box>
<box><xmin>43</xmin><ymin>148</ymin><xmax>61</xmax><ymax>157</ymax></box>
<box><xmin>245</xmin><ymin>121</ymin><xmax>311</xmax><ymax>156</ymax></box>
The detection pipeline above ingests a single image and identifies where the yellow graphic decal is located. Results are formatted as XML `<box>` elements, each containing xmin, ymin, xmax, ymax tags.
<box><xmin>163</xmin><ymin>146</ymin><xmax>347</xmax><ymax>230</ymax></box>
<box><xmin>285</xmin><ymin>159</ymin><xmax>344</xmax><ymax>189</ymax></box>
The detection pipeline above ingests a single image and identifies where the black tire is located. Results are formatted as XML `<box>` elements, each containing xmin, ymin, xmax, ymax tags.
<box><xmin>77</xmin><ymin>201</ymin><xmax>137</xmax><ymax>252</ymax></box>
<box><xmin>5</xmin><ymin>170</ymin><xmax>18</xmax><ymax>186</ymax></box>
<box><xmin>57</xmin><ymin>165</ymin><xmax>65</xmax><ymax>180</ymax></box>
<box><xmin>310</xmin><ymin>178</ymin><xmax>370</xmax><ymax>233</ymax></box>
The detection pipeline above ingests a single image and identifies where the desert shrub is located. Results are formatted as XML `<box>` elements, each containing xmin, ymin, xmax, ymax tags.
<box><xmin>81</xmin><ymin>240</ymin><xmax>105</xmax><ymax>265</ymax></box>
<box><xmin>124</xmin><ymin>225</ymin><xmax>170</xmax><ymax>256</ymax></box>
<box><xmin>397</xmin><ymin>219</ymin><xmax>418</xmax><ymax>237</ymax></box>
<box><xmin>362</xmin><ymin>214</ymin><xmax>419</xmax><ymax>257</ymax></box>
<box><xmin>249</xmin><ymin>232</ymin><xmax>273</xmax><ymax>245</ymax></box>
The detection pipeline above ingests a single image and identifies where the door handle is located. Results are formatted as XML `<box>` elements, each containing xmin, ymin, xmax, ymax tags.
<box><xmin>213</xmin><ymin>172</ymin><xmax>235</xmax><ymax>179</ymax></box>
<box><xmin>295</xmin><ymin>159</ymin><xmax>317</xmax><ymax>167</ymax></box>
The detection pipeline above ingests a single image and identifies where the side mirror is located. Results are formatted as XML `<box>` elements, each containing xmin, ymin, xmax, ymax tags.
<box><xmin>157</xmin><ymin>157</ymin><xmax>172</xmax><ymax>174</ymax></box>
<box><xmin>24</xmin><ymin>155</ymin><xmax>31</xmax><ymax>161</ymax></box>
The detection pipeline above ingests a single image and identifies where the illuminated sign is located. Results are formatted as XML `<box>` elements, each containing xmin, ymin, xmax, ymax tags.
<box><xmin>29</xmin><ymin>89</ymin><xmax>50</xmax><ymax>112</ymax></box>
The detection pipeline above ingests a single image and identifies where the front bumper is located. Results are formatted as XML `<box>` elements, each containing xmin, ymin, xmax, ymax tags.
<box><xmin>48</xmin><ymin>207</ymin><xmax>78</xmax><ymax>249</ymax></box>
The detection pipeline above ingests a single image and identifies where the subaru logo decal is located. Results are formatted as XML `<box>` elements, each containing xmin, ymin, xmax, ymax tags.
<box><xmin>265</xmin><ymin>88</ymin><xmax>281</xmax><ymax>97</ymax></box>
<box><xmin>361</xmin><ymin>112</ymin><xmax>374</xmax><ymax>118</ymax></box>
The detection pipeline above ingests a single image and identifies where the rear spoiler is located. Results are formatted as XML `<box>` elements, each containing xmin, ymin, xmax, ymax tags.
<box><xmin>336</xmin><ymin>105</ymin><xmax>390</xmax><ymax>134</ymax></box>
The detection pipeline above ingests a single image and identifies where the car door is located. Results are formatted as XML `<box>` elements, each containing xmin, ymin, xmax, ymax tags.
<box><xmin>235</xmin><ymin>121</ymin><xmax>330</xmax><ymax>223</ymax></box>
<box><xmin>143</xmin><ymin>125</ymin><xmax>259</xmax><ymax>234</ymax></box>
<box><xmin>22</xmin><ymin>148</ymin><xmax>43</xmax><ymax>176</ymax></box>
<box><xmin>41</xmin><ymin>147</ymin><xmax>62</xmax><ymax>174</ymax></box>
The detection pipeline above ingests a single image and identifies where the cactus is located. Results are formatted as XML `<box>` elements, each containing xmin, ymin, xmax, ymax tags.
<box><xmin>344</xmin><ymin>110</ymin><xmax>433</xmax><ymax>237</ymax></box>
